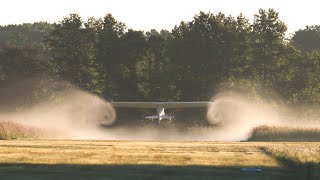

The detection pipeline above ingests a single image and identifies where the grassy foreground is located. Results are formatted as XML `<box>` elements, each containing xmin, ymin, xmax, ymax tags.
<box><xmin>0</xmin><ymin>140</ymin><xmax>319</xmax><ymax>180</ymax></box>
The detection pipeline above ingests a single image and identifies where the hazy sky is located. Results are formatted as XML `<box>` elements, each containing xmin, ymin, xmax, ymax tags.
<box><xmin>1</xmin><ymin>0</ymin><xmax>319</xmax><ymax>34</ymax></box>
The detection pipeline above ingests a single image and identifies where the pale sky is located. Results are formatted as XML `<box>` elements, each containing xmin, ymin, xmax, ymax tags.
<box><xmin>1</xmin><ymin>0</ymin><xmax>319</xmax><ymax>34</ymax></box>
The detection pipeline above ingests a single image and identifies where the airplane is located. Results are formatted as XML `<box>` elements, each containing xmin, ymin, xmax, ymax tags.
<box><xmin>111</xmin><ymin>102</ymin><xmax>212</xmax><ymax>123</ymax></box>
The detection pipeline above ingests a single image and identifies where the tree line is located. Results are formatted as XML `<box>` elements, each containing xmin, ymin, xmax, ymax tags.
<box><xmin>1</xmin><ymin>8</ymin><xmax>320</xmax><ymax>112</ymax></box>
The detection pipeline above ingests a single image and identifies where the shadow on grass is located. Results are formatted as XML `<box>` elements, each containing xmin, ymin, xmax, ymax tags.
<box><xmin>0</xmin><ymin>163</ymin><xmax>300</xmax><ymax>180</ymax></box>
<box><xmin>260</xmin><ymin>147</ymin><xmax>320</xmax><ymax>180</ymax></box>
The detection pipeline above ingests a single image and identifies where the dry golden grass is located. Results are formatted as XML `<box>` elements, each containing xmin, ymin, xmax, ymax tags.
<box><xmin>0</xmin><ymin>121</ymin><xmax>41</xmax><ymax>140</ymax></box>
<box><xmin>0</xmin><ymin>121</ymin><xmax>62</xmax><ymax>140</ymax></box>
<box><xmin>262</xmin><ymin>143</ymin><xmax>320</xmax><ymax>179</ymax></box>
<box><xmin>0</xmin><ymin>140</ymin><xmax>319</xmax><ymax>179</ymax></box>
<box><xmin>0</xmin><ymin>140</ymin><xmax>280</xmax><ymax>167</ymax></box>
<box><xmin>248</xmin><ymin>125</ymin><xmax>320</xmax><ymax>142</ymax></box>
<box><xmin>263</xmin><ymin>143</ymin><xmax>320</xmax><ymax>165</ymax></box>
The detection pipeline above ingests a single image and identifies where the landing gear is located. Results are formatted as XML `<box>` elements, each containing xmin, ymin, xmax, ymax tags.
<box><xmin>145</xmin><ymin>107</ymin><xmax>174</xmax><ymax>124</ymax></box>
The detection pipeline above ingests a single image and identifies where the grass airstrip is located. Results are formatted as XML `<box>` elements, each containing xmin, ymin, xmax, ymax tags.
<box><xmin>0</xmin><ymin>140</ymin><xmax>319</xmax><ymax>180</ymax></box>
<box><xmin>0</xmin><ymin>121</ymin><xmax>319</xmax><ymax>179</ymax></box>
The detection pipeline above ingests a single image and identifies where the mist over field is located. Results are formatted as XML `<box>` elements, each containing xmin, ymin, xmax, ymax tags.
<box><xmin>1</xmin><ymin>86</ymin><xmax>319</xmax><ymax>141</ymax></box>
<box><xmin>0</xmin><ymin>88</ymin><xmax>116</xmax><ymax>139</ymax></box>
<box><xmin>206</xmin><ymin>91</ymin><xmax>320</xmax><ymax>141</ymax></box>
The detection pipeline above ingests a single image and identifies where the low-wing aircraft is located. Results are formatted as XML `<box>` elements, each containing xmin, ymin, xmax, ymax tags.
<box><xmin>111</xmin><ymin>102</ymin><xmax>212</xmax><ymax>123</ymax></box>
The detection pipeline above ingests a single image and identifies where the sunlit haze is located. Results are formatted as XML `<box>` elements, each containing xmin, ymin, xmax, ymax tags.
<box><xmin>1</xmin><ymin>0</ymin><xmax>319</xmax><ymax>34</ymax></box>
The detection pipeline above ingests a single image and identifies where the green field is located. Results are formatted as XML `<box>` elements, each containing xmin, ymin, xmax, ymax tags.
<box><xmin>0</xmin><ymin>140</ymin><xmax>319</xmax><ymax>180</ymax></box>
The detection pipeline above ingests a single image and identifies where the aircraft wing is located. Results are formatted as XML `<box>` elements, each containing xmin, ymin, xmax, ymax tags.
<box><xmin>111</xmin><ymin>102</ymin><xmax>212</xmax><ymax>108</ymax></box>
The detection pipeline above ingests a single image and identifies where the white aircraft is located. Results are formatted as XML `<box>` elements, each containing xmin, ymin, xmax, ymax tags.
<box><xmin>111</xmin><ymin>102</ymin><xmax>212</xmax><ymax>123</ymax></box>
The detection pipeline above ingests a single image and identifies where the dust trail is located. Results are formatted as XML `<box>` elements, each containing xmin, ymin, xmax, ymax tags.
<box><xmin>1</xmin><ymin>87</ymin><xmax>320</xmax><ymax>141</ymax></box>
<box><xmin>206</xmin><ymin>92</ymin><xmax>320</xmax><ymax>141</ymax></box>
<box><xmin>61</xmin><ymin>90</ymin><xmax>319</xmax><ymax>141</ymax></box>
<box><xmin>0</xmin><ymin>88</ymin><xmax>116</xmax><ymax>138</ymax></box>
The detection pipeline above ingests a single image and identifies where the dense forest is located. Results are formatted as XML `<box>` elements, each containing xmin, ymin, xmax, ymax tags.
<box><xmin>1</xmin><ymin>9</ymin><xmax>320</xmax><ymax>123</ymax></box>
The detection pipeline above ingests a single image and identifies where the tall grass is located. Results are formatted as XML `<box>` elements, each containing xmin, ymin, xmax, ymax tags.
<box><xmin>248</xmin><ymin>125</ymin><xmax>320</xmax><ymax>142</ymax></box>
<box><xmin>0</xmin><ymin>121</ymin><xmax>47</xmax><ymax>140</ymax></box>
